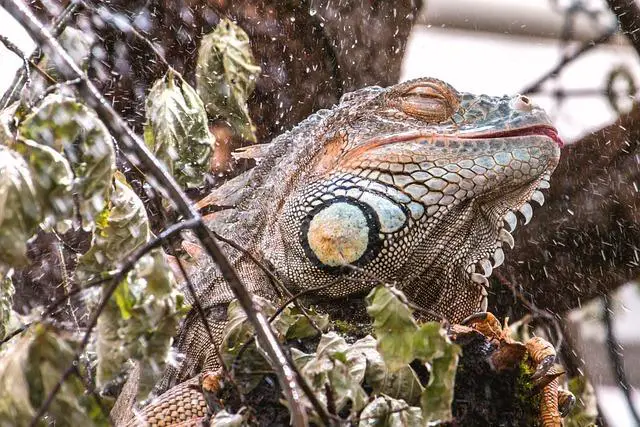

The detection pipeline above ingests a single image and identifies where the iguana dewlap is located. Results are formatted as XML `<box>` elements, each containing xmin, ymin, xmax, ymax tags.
<box><xmin>120</xmin><ymin>77</ymin><xmax>562</xmax><ymax>425</ymax></box>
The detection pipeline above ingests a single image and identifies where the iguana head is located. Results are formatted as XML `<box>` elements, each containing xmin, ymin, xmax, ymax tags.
<box><xmin>262</xmin><ymin>77</ymin><xmax>562</xmax><ymax>322</ymax></box>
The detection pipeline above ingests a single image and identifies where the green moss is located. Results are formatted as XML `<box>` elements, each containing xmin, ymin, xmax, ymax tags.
<box><xmin>332</xmin><ymin>319</ymin><xmax>363</xmax><ymax>336</ymax></box>
<box><xmin>515</xmin><ymin>355</ymin><xmax>541</xmax><ymax>425</ymax></box>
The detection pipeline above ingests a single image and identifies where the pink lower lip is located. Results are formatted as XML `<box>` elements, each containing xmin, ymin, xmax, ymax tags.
<box><xmin>466</xmin><ymin>126</ymin><xmax>564</xmax><ymax>148</ymax></box>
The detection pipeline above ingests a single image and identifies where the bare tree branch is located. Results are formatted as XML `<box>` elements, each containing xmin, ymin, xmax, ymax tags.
<box><xmin>0</xmin><ymin>1</ymin><xmax>308</xmax><ymax>424</ymax></box>
<box><xmin>0</xmin><ymin>0</ymin><xmax>79</xmax><ymax>109</ymax></box>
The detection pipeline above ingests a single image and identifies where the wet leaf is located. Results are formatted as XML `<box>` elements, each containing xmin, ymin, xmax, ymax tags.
<box><xmin>144</xmin><ymin>72</ymin><xmax>213</xmax><ymax>189</ymax></box>
<box><xmin>210</xmin><ymin>409</ymin><xmax>247</xmax><ymax>426</ymax></box>
<box><xmin>96</xmin><ymin>248</ymin><xmax>187</xmax><ymax>398</ymax></box>
<box><xmin>0</xmin><ymin>324</ymin><xmax>108</xmax><ymax>426</ymax></box>
<box><xmin>349</xmin><ymin>336</ymin><xmax>423</xmax><ymax>405</ymax></box>
<box><xmin>0</xmin><ymin>270</ymin><xmax>15</xmax><ymax>341</ymax></box>
<box><xmin>19</xmin><ymin>95</ymin><xmax>116</xmax><ymax>229</ymax></box>
<box><xmin>357</xmin><ymin>396</ymin><xmax>423</xmax><ymax>427</ymax></box>
<box><xmin>276</xmin><ymin>305</ymin><xmax>329</xmax><ymax>340</ymax></box>
<box><xmin>21</xmin><ymin>27</ymin><xmax>91</xmax><ymax>105</ymax></box>
<box><xmin>75</xmin><ymin>174</ymin><xmax>149</xmax><ymax>283</ymax></box>
<box><xmin>220</xmin><ymin>297</ymin><xmax>277</xmax><ymax>392</ymax></box>
<box><xmin>292</xmin><ymin>332</ymin><xmax>368</xmax><ymax>419</ymax></box>
<box><xmin>566</xmin><ymin>376</ymin><xmax>598</xmax><ymax>427</ymax></box>
<box><xmin>420</xmin><ymin>341</ymin><xmax>460</xmax><ymax>423</ymax></box>
<box><xmin>196</xmin><ymin>19</ymin><xmax>261</xmax><ymax>142</ymax></box>
<box><xmin>77</xmin><ymin>175</ymin><xmax>186</xmax><ymax>397</ymax></box>
<box><xmin>13</xmin><ymin>138</ymin><xmax>74</xmax><ymax>227</ymax></box>
<box><xmin>0</xmin><ymin>145</ymin><xmax>43</xmax><ymax>266</ymax></box>
<box><xmin>366</xmin><ymin>286</ymin><xmax>459</xmax><ymax>422</ymax></box>
<box><xmin>365</xmin><ymin>286</ymin><xmax>419</xmax><ymax>371</ymax></box>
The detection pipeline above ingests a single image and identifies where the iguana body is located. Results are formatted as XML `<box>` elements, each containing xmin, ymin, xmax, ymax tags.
<box><xmin>120</xmin><ymin>77</ymin><xmax>562</xmax><ymax>425</ymax></box>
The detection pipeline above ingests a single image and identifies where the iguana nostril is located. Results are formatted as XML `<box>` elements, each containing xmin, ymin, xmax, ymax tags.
<box><xmin>510</xmin><ymin>95</ymin><xmax>533</xmax><ymax>111</ymax></box>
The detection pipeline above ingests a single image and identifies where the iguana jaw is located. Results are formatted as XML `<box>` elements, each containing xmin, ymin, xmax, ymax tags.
<box><xmin>460</xmin><ymin>170</ymin><xmax>553</xmax><ymax>305</ymax></box>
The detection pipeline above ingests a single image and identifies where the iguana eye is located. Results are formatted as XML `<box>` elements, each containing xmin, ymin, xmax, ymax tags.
<box><xmin>397</xmin><ymin>83</ymin><xmax>459</xmax><ymax>122</ymax></box>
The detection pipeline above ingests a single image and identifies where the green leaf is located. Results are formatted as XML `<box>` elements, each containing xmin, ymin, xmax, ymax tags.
<box><xmin>0</xmin><ymin>324</ymin><xmax>108</xmax><ymax>426</ymax></box>
<box><xmin>12</xmin><ymin>138</ymin><xmax>75</xmax><ymax>228</ymax></box>
<box><xmin>349</xmin><ymin>336</ymin><xmax>423</xmax><ymax>406</ymax></box>
<box><xmin>366</xmin><ymin>286</ymin><xmax>460</xmax><ymax>422</ymax></box>
<box><xmin>144</xmin><ymin>72</ymin><xmax>213</xmax><ymax>189</ymax></box>
<box><xmin>365</xmin><ymin>286</ymin><xmax>419</xmax><ymax>371</ymax></box>
<box><xmin>358</xmin><ymin>396</ymin><xmax>423</xmax><ymax>427</ymax></box>
<box><xmin>98</xmin><ymin>248</ymin><xmax>187</xmax><ymax>398</ymax></box>
<box><xmin>75</xmin><ymin>175</ymin><xmax>150</xmax><ymax>283</ymax></box>
<box><xmin>293</xmin><ymin>332</ymin><xmax>368</xmax><ymax>419</ymax></box>
<box><xmin>19</xmin><ymin>95</ymin><xmax>116</xmax><ymax>229</ymax></box>
<box><xmin>566</xmin><ymin>376</ymin><xmax>598</xmax><ymax>427</ymax></box>
<box><xmin>419</xmin><ymin>340</ymin><xmax>460</xmax><ymax>423</ymax></box>
<box><xmin>0</xmin><ymin>270</ymin><xmax>15</xmax><ymax>341</ymax></box>
<box><xmin>73</xmin><ymin>175</ymin><xmax>185</xmax><ymax>398</ymax></box>
<box><xmin>0</xmin><ymin>145</ymin><xmax>43</xmax><ymax>266</ymax></box>
<box><xmin>274</xmin><ymin>305</ymin><xmax>329</xmax><ymax>341</ymax></box>
<box><xmin>220</xmin><ymin>297</ymin><xmax>277</xmax><ymax>392</ymax></box>
<box><xmin>196</xmin><ymin>19</ymin><xmax>261</xmax><ymax>142</ymax></box>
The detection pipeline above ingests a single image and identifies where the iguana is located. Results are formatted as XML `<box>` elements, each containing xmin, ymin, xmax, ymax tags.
<box><xmin>115</xmin><ymin>77</ymin><xmax>563</xmax><ymax>425</ymax></box>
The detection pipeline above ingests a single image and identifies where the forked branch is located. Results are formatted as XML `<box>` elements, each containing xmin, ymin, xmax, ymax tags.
<box><xmin>0</xmin><ymin>0</ymin><xmax>308</xmax><ymax>425</ymax></box>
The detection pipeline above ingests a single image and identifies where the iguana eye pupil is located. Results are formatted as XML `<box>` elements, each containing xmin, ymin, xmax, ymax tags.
<box><xmin>301</xmin><ymin>198</ymin><xmax>381</xmax><ymax>269</ymax></box>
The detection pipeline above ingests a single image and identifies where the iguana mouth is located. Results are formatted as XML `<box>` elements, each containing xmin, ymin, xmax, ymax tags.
<box><xmin>463</xmin><ymin>125</ymin><xmax>564</xmax><ymax>147</ymax></box>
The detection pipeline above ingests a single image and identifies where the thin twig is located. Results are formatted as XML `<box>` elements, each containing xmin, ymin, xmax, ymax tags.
<box><xmin>173</xmin><ymin>255</ymin><xmax>227</xmax><ymax>370</ymax></box>
<box><xmin>602</xmin><ymin>294</ymin><xmax>640</xmax><ymax>425</ymax></box>
<box><xmin>0</xmin><ymin>2</ymin><xmax>307</xmax><ymax>425</ymax></box>
<box><xmin>606</xmin><ymin>0</ymin><xmax>640</xmax><ymax>59</ymax></box>
<box><xmin>521</xmin><ymin>28</ymin><xmax>616</xmax><ymax>94</ymax></box>
<box><xmin>0</xmin><ymin>0</ymin><xmax>80</xmax><ymax>109</ymax></box>
<box><xmin>83</xmin><ymin>0</ymin><xmax>182</xmax><ymax>79</ymax></box>
<box><xmin>493</xmin><ymin>271</ymin><xmax>564</xmax><ymax>351</ymax></box>
<box><xmin>0</xmin><ymin>34</ymin><xmax>31</xmax><ymax>87</ymax></box>
<box><xmin>25</xmin><ymin>219</ymin><xmax>197</xmax><ymax>422</ymax></box>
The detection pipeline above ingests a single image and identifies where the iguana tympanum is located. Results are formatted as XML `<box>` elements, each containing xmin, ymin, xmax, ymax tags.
<box><xmin>116</xmin><ymin>77</ymin><xmax>562</xmax><ymax>425</ymax></box>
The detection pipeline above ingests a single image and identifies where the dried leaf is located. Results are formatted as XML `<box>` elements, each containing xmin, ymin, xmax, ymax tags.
<box><xmin>144</xmin><ymin>72</ymin><xmax>213</xmax><ymax>189</ymax></box>
<box><xmin>0</xmin><ymin>324</ymin><xmax>108</xmax><ymax>426</ymax></box>
<box><xmin>210</xmin><ymin>409</ymin><xmax>247</xmax><ymax>426</ymax></box>
<box><xmin>358</xmin><ymin>396</ymin><xmax>423</xmax><ymax>427</ymax></box>
<box><xmin>19</xmin><ymin>95</ymin><xmax>116</xmax><ymax>229</ymax></box>
<box><xmin>196</xmin><ymin>19</ymin><xmax>261</xmax><ymax>142</ymax></box>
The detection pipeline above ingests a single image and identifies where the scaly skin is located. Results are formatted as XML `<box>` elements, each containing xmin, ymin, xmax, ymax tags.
<box><xmin>116</xmin><ymin>77</ymin><xmax>563</xmax><ymax>425</ymax></box>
